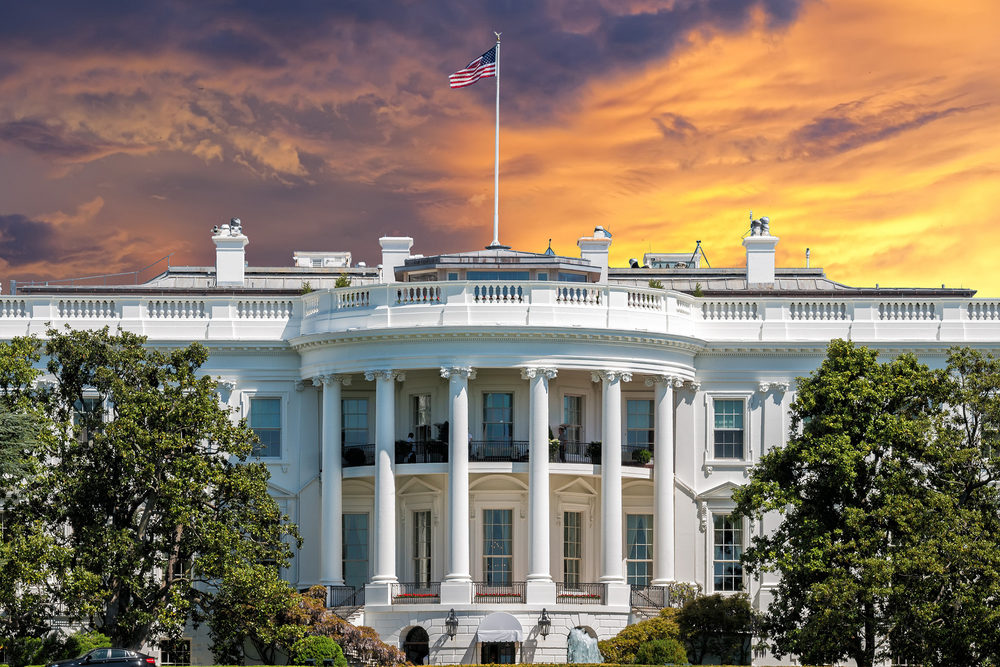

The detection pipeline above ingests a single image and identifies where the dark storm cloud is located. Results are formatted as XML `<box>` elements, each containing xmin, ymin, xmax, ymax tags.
<box><xmin>0</xmin><ymin>119</ymin><xmax>118</xmax><ymax>160</ymax></box>
<box><xmin>0</xmin><ymin>214</ymin><xmax>57</xmax><ymax>266</ymax></box>
<box><xmin>0</xmin><ymin>1</ymin><xmax>811</xmax><ymax>116</ymax></box>
<box><xmin>787</xmin><ymin>100</ymin><xmax>983</xmax><ymax>158</ymax></box>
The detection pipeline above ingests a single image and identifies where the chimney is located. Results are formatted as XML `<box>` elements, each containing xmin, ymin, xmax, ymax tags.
<box><xmin>743</xmin><ymin>216</ymin><xmax>778</xmax><ymax>287</ymax></box>
<box><xmin>578</xmin><ymin>226</ymin><xmax>613</xmax><ymax>282</ymax></box>
<box><xmin>213</xmin><ymin>218</ymin><xmax>249</xmax><ymax>287</ymax></box>
<box><xmin>379</xmin><ymin>236</ymin><xmax>413</xmax><ymax>284</ymax></box>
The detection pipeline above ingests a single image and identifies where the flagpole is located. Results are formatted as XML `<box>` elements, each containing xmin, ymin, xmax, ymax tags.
<box><xmin>490</xmin><ymin>32</ymin><xmax>502</xmax><ymax>249</ymax></box>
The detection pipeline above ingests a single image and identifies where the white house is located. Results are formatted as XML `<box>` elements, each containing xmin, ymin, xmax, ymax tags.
<box><xmin>5</xmin><ymin>217</ymin><xmax>997</xmax><ymax>665</ymax></box>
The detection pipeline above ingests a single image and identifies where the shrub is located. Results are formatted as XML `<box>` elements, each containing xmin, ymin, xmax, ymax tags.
<box><xmin>648</xmin><ymin>279</ymin><xmax>664</xmax><ymax>289</ymax></box>
<box><xmin>677</xmin><ymin>593</ymin><xmax>755</xmax><ymax>665</ymax></box>
<box><xmin>598</xmin><ymin>608</ymin><xmax>682</xmax><ymax>664</ymax></box>
<box><xmin>335</xmin><ymin>274</ymin><xmax>351</xmax><ymax>288</ymax></box>
<box><xmin>635</xmin><ymin>638</ymin><xmax>689</xmax><ymax>665</ymax></box>
<box><xmin>62</xmin><ymin>631</ymin><xmax>111</xmax><ymax>659</ymax></box>
<box><xmin>290</xmin><ymin>636</ymin><xmax>347</xmax><ymax>667</ymax></box>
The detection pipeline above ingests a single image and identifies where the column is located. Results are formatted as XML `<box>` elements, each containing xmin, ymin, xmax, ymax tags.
<box><xmin>592</xmin><ymin>369</ymin><xmax>631</xmax><ymax>599</ymax></box>
<box><xmin>440</xmin><ymin>366</ymin><xmax>476</xmax><ymax>604</ymax></box>
<box><xmin>314</xmin><ymin>373</ymin><xmax>352</xmax><ymax>587</ymax></box>
<box><xmin>365</xmin><ymin>369</ymin><xmax>405</xmax><ymax>601</ymax></box>
<box><xmin>647</xmin><ymin>375</ymin><xmax>680</xmax><ymax>586</ymax></box>
<box><xmin>523</xmin><ymin>367</ymin><xmax>557</xmax><ymax>604</ymax></box>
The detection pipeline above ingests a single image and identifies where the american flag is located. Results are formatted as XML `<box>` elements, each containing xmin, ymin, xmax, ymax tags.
<box><xmin>449</xmin><ymin>46</ymin><xmax>497</xmax><ymax>88</ymax></box>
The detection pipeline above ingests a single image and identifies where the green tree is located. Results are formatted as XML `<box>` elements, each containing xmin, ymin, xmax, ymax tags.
<box><xmin>884</xmin><ymin>347</ymin><xmax>1000</xmax><ymax>665</ymax></box>
<box><xmin>204</xmin><ymin>564</ymin><xmax>307</xmax><ymax>665</ymax></box>
<box><xmin>7</xmin><ymin>327</ymin><xmax>299</xmax><ymax>650</ymax></box>
<box><xmin>734</xmin><ymin>340</ymin><xmax>1000</xmax><ymax>667</ymax></box>
<box><xmin>290</xmin><ymin>636</ymin><xmax>347</xmax><ymax>667</ymax></box>
<box><xmin>677</xmin><ymin>593</ymin><xmax>755</xmax><ymax>665</ymax></box>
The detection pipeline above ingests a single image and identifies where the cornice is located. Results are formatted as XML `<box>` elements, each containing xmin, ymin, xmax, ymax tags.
<box><xmin>290</xmin><ymin>327</ymin><xmax>706</xmax><ymax>354</ymax></box>
<box><xmin>698</xmin><ymin>342</ymin><xmax>1000</xmax><ymax>357</ymax></box>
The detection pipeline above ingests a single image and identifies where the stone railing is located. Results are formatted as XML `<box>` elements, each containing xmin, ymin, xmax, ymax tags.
<box><xmin>3</xmin><ymin>284</ymin><xmax>1000</xmax><ymax>345</ymax></box>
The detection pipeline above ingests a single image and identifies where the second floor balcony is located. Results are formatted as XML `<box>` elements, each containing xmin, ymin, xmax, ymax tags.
<box><xmin>342</xmin><ymin>439</ymin><xmax>653</xmax><ymax>468</ymax></box>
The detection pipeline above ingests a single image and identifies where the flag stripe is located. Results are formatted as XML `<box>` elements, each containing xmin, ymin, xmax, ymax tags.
<box><xmin>449</xmin><ymin>46</ymin><xmax>497</xmax><ymax>89</ymax></box>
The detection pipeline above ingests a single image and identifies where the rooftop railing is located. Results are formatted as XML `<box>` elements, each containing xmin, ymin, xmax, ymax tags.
<box><xmin>3</xmin><ymin>283</ymin><xmax>1000</xmax><ymax>345</ymax></box>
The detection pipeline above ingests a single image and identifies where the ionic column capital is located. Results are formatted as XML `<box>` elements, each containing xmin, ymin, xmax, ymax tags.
<box><xmin>644</xmin><ymin>374</ymin><xmax>684</xmax><ymax>388</ymax></box>
<box><xmin>591</xmin><ymin>370</ymin><xmax>633</xmax><ymax>384</ymax></box>
<box><xmin>521</xmin><ymin>367</ymin><xmax>558</xmax><ymax>380</ymax></box>
<box><xmin>313</xmin><ymin>373</ymin><xmax>353</xmax><ymax>388</ymax></box>
<box><xmin>440</xmin><ymin>366</ymin><xmax>477</xmax><ymax>381</ymax></box>
<box><xmin>685</xmin><ymin>379</ymin><xmax>702</xmax><ymax>392</ymax></box>
<box><xmin>364</xmin><ymin>369</ymin><xmax>406</xmax><ymax>382</ymax></box>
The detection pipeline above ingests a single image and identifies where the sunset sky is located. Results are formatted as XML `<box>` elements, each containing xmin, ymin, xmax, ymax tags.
<box><xmin>0</xmin><ymin>1</ymin><xmax>997</xmax><ymax>293</ymax></box>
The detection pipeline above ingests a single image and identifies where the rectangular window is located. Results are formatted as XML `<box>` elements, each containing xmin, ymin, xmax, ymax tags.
<box><xmin>557</xmin><ymin>272</ymin><xmax>587</xmax><ymax>282</ymax></box>
<box><xmin>626</xmin><ymin>399</ymin><xmax>654</xmax><ymax>448</ymax></box>
<box><xmin>447</xmin><ymin>272</ymin><xmax>459</xmax><ymax>281</ymax></box>
<box><xmin>413</xmin><ymin>510</ymin><xmax>432</xmax><ymax>587</ymax></box>
<box><xmin>342</xmin><ymin>398</ymin><xmax>370</xmax><ymax>447</ymax></box>
<box><xmin>160</xmin><ymin>640</ymin><xmax>191</xmax><ymax>667</ymax></box>
<box><xmin>467</xmin><ymin>270</ymin><xmax>529</xmax><ymax>281</ymax></box>
<box><xmin>563</xmin><ymin>511</ymin><xmax>582</xmax><ymax>587</ymax></box>
<box><xmin>714</xmin><ymin>399</ymin><xmax>745</xmax><ymax>459</ymax></box>
<box><xmin>249</xmin><ymin>397</ymin><xmax>281</xmax><ymax>458</ymax></box>
<box><xmin>483</xmin><ymin>509</ymin><xmax>512</xmax><ymax>586</ymax></box>
<box><xmin>563</xmin><ymin>395</ymin><xmax>583</xmax><ymax>443</ymax></box>
<box><xmin>73</xmin><ymin>396</ymin><xmax>103</xmax><ymax>442</ymax></box>
<box><xmin>411</xmin><ymin>394</ymin><xmax>432</xmax><ymax>443</ymax></box>
<box><xmin>626</xmin><ymin>514</ymin><xmax>653</xmax><ymax>586</ymax></box>
<box><xmin>482</xmin><ymin>393</ymin><xmax>513</xmax><ymax>442</ymax></box>
<box><xmin>713</xmin><ymin>514</ymin><xmax>744</xmax><ymax>591</ymax></box>
<box><xmin>343</xmin><ymin>513</ymin><xmax>369</xmax><ymax>589</ymax></box>
<box><xmin>537</xmin><ymin>272</ymin><xmax>549</xmax><ymax>281</ymax></box>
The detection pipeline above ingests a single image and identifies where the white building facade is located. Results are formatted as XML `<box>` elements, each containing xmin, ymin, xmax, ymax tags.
<box><xmin>5</xmin><ymin>218</ymin><xmax>999</xmax><ymax>665</ymax></box>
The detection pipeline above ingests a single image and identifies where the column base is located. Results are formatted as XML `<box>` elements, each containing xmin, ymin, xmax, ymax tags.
<box><xmin>604</xmin><ymin>582</ymin><xmax>632</xmax><ymax>609</ymax></box>
<box><xmin>649</xmin><ymin>578</ymin><xmax>675</xmax><ymax>587</ymax></box>
<box><xmin>365</xmin><ymin>582</ymin><xmax>393</xmax><ymax>606</ymax></box>
<box><xmin>439</xmin><ymin>579</ymin><xmax>473</xmax><ymax>604</ymax></box>
<box><xmin>525</xmin><ymin>579</ymin><xmax>556</xmax><ymax>605</ymax></box>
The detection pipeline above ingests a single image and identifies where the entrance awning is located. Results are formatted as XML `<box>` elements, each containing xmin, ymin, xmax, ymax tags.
<box><xmin>476</xmin><ymin>612</ymin><xmax>524</xmax><ymax>642</ymax></box>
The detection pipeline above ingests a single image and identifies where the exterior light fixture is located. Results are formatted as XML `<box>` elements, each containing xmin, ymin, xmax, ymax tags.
<box><xmin>538</xmin><ymin>608</ymin><xmax>551</xmax><ymax>639</ymax></box>
<box><xmin>446</xmin><ymin>608</ymin><xmax>459</xmax><ymax>639</ymax></box>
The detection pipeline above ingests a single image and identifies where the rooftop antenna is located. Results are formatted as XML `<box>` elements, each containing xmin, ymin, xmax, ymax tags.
<box><xmin>690</xmin><ymin>239</ymin><xmax>711</xmax><ymax>268</ymax></box>
<box><xmin>806</xmin><ymin>247</ymin><xmax>811</xmax><ymax>268</ymax></box>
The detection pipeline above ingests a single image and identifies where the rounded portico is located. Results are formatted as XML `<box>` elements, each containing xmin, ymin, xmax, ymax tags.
<box><xmin>290</xmin><ymin>239</ymin><xmax>701</xmax><ymax>662</ymax></box>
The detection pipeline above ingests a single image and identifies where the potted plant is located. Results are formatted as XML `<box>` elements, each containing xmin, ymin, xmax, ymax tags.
<box><xmin>586</xmin><ymin>441</ymin><xmax>602</xmax><ymax>464</ymax></box>
<box><xmin>634</xmin><ymin>448</ymin><xmax>652</xmax><ymax>465</ymax></box>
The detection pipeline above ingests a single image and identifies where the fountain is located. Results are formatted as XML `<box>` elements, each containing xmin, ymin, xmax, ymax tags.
<box><xmin>567</xmin><ymin>627</ymin><xmax>603</xmax><ymax>663</ymax></box>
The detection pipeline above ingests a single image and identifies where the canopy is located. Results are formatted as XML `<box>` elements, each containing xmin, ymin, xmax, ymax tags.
<box><xmin>476</xmin><ymin>612</ymin><xmax>524</xmax><ymax>642</ymax></box>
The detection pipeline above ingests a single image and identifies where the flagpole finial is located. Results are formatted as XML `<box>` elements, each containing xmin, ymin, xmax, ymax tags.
<box><xmin>494</xmin><ymin>31</ymin><xmax>502</xmax><ymax>42</ymax></box>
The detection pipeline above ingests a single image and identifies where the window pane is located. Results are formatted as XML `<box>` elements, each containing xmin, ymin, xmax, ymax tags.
<box><xmin>250</xmin><ymin>398</ymin><xmax>281</xmax><ymax>458</ymax></box>
<box><xmin>483</xmin><ymin>509</ymin><xmax>513</xmax><ymax>586</ymax></box>
<box><xmin>343</xmin><ymin>513</ymin><xmax>369</xmax><ymax>589</ymax></box>
<box><xmin>342</xmin><ymin>398</ymin><xmax>370</xmax><ymax>446</ymax></box>
<box><xmin>713</xmin><ymin>399</ymin><xmax>745</xmax><ymax>459</ymax></box>
<box><xmin>626</xmin><ymin>514</ymin><xmax>653</xmax><ymax>586</ymax></box>
<box><xmin>483</xmin><ymin>393</ymin><xmax>513</xmax><ymax>442</ymax></box>
<box><xmin>713</xmin><ymin>514</ymin><xmax>744</xmax><ymax>591</ymax></box>
<box><xmin>564</xmin><ymin>511</ymin><xmax>582</xmax><ymax>587</ymax></box>
<box><xmin>626</xmin><ymin>399</ymin><xmax>654</xmax><ymax>449</ymax></box>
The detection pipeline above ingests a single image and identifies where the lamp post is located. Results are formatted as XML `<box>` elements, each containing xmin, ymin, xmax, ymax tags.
<box><xmin>446</xmin><ymin>609</ymin><xmax>459</xmax><ymax>640</ymax></box>
<box><xmin>538</xmin><ymin>608</ymin><xmax>551</xmax><ymax>639</ymax></box>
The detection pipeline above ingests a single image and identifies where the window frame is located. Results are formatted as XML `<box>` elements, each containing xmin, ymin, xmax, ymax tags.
<box><xmin>341</xmin><ymin>395</ymin><xmax>372</xmax><ymax>448</ymax></box>
<box><xmin>410</xmin><ymin>393</ymin><xmax>432</xmax><ymax>443</ymax></box>
<box><xmin>703</xmin><ymin>392</ymin><xmax>754</xmax><ymax>470</ymax></box>
<box><xmin>482</xmin><ymin>392</ymin><xmax>514</xmax><ymax>443</ymax></box>
<box><xmin>482</xmin><ymin>508</ymin><xmax>514</xmax><ymax>586</ymax></box>
<box><xmin>625</xmin><ymin>513</ymin><xmax>654</xmax><ymax>586</ymax></box>
<box><xmin>710</xmin><ymin>512</ymin><xmax>745</xmax><ymax>593</ymax></box>
<box><xmin>563</xmin><ymin>510</ymin><xmax>583</xmax><ymax>587</ymax></box>
<box><xmin>412</xmin><ymin>509</ymin><xmax>432</xmax><ymax>588</ymax></box>
<box><xmin>562</xmin><ymin>394</ymin><xmax>584</xmax><ymax>444</ymax></box>
<box><xmin>246</xmin><ymin>394</ymin><xmax>284</xmax><ymax>459</ymax></box>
